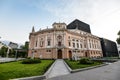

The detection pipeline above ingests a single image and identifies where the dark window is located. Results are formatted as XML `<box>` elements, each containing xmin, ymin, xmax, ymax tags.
<box><xmin>77</xmin><ymin>43</ymin><xmax>79</xmax><ymax>48</ymax></box>
<box><xmin>42</xmin><ymin>41</ymin><xmax>44</xmax><ymax>46</ymax></box>
<box><xmin>84</xmin><ymin>44</ymin><xmax>86</xmax><ymax>48</ymax></box>
<box><xmin>46</xmin><ymin>50</ymin><xmax>51</xmax><ymax>52</ymax></box>
<box><xmin>90</xmin><ymin>43</ymin><xmax>91</xmax><ymax>48</ymax></box>
<box><xmin>69</xmin><ymin>42</ymin><xmax>71</xmax><ymax>46</ymax></box>
<box><xmin>49</xmin><ymin>50</ymin><xmax>51</xmax><ymax>52</ymax></box>
<box><xmin>80</xmin><ymin>44</ymin><xmax>82</xmax><ymax>48</ymax></box>
<box><xmin>40</xmin><ymin>41</ymin><xmax>44</xmax><ymax>47</ymax></box>
<box><xmin>35</xmin><ymin>40</ymin><xmax>37</xmax><ymax>47</ymax></box>
<box><xmin>47</xmin><ymin>40</ymin><xmax>51</xmax><ymax>46</ymax></box>
<box><xmin>58</xmin><ymin>42</ymin><xmax>61</xmax><ymax>46</ymax></box>
<box><xmin>68</xmin><ymin>36</ymin><xmax>70</xmax><ymax>39</ymax></box>
<box><xmin>73</xmin><ymin>43</ymin><xmax>75</xmax><ymax>47</ymax></box>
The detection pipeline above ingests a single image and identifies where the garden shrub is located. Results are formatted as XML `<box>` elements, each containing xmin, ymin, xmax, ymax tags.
<box><xmin>79</xmin><ymin>58</ymin><xmax>94</xmax><ymax>64</ymax></box>
<box><xmin>21</xmin><ymin>58</ymin><xmax>41</xmax><ymax>64</ymax></box>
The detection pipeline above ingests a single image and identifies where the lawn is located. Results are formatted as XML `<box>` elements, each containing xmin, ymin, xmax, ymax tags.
<box><xmin>0</xmin><ymin>60</ymin><xmax>54</xmax><ymax>80</ymax></box>
<box><xmin>65</xmin><ymin>60</ymin><xmax>102</xmax><ymax>70</ymax></box>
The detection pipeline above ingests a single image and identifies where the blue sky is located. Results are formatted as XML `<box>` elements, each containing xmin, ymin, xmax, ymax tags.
<box><xmin>0</xmin><ymin>0</ymin><xmax>120</xmax><ymax>44</ymax></box>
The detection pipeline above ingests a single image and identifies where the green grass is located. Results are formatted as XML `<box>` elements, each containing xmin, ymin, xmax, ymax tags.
<box><xmin>0</xmin><ymin>60</ymin><xmax>54</xmax><ymax>80</ymax></box>
<box><xmin>65</xmin><ymin>60</ymin><xmax>102</xmax><ymax>70</ymax></box>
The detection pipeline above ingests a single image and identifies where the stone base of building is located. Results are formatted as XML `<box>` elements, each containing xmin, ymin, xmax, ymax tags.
<box><xmin>28</xmin><ymin>48</ymin><xmax>103</xmax><ymax>59</ymax></box>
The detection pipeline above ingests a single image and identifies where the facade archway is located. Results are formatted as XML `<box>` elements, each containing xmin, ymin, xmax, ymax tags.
<box><xmin>57</xmin><ymin>49</ymin><xmax>62</xmax><ymax>59</ymax></box>
<box><xmin>69</xmin><ymin>51</ymin><xmax>72</xmax><ymax>59</ymax></box>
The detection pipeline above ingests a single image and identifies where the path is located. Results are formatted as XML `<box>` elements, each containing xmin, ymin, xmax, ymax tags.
<box><xmin>47</xmin><ymin>59</ymin><xmax>70</xmax><ymax>78</ymax></box>
<box><xmin>46</xmin><ymin>60</ymin><xmax>120</xmax><ymax>80</ymax></box>
<box><xmin>0</xmin><ymin>58</ymin><xmax>25</xmax><ymax>62</ymax></box>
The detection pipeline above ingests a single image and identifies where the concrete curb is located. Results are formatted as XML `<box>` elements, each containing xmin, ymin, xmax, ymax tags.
<box><xmin>11</xmin><ymin>60</ymin><xmax>57</xmax><ymax>80</ymax></box>
<box><xmin>10</xmin><ymin>75</ymin><xmax>46</xmax><ymax>80</ymax></box>
<box><xmin>71</xmin><ymin>63</ymin><xmax>108</xmax><ymax>73</ymax></box>
<box><xmin>63</xmin><ymin>60</ymin><xmax>72</xmax><ymax>72</ymax></box>
<box><xmin>63</xmin><ymin>60</ymin><xmax>108</xmax><ymax>73</ymax></box>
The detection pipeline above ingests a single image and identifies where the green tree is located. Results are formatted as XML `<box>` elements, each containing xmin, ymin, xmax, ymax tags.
<box><xmin>19</xmin><ymin>41</ymin><xmax>29</xmax><ymax>57</ymax></box>
<box><xmin>118</xmin><ymin>30</ymin><xmax>120</xmax><ymax>35</ymax></box>
<box><xmin>0</xmin><ymin>46</ymin><xmax>8</xmax><ymax>57</ymax></box>
<box><xmin>21</xmin><ymin>41</ymin><xmax>29</xmax><ymax>50</ymax></box>
<box><xmin>116</xmin><ymin>30</ymin><xmax>120</xmax><ymax>44</ymax></box>
<box><xmin>9</xmin><ymin>49</ymin><xmax>16</xmax><ymax>57</ymax></box>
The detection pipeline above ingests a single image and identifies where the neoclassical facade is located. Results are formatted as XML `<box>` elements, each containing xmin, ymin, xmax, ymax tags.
<box><xmin>28</xmin><ymin>20</ymin><xmax>103</xmax><ymax>59</ymax></box>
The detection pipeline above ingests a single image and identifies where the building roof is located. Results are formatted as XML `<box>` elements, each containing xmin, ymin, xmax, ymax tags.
<box><xmin>67</xmin><ymin>19</ymin><xmax>91</xmax><ymax>33</ymax></box>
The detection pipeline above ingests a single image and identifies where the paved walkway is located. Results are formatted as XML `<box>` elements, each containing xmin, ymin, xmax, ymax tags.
<box><xmin>47</xmin><ymin>59</ymin><xmax>70</xmax><ymax>78</ymax></box>
<box><xmin>0</xmin><ymin>58</ymin><xmax>25</xmax><ymax>62</ymax></box>
<box><xmin>46</xmin><ymin>60</ymin><xmax>120</xmax><ymax>80</ymax></box>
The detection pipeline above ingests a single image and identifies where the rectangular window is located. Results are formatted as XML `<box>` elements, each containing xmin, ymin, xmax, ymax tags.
<box><xmin>35</xmin><ymin>40</ymin><xmax>37</xmax><ymax>47</ymax></box>
<box><xmin>73</xmin><ymin>43</ymin><xmax>75</xmax><ymax>47</ymax></box>
<box><xmin>69</xmin><ymin>42</ymin><xmax>71</xmax><ymax>46</ymax></box>
<box><xmin>84</xmin><ymin>44</ymin><xmax>86</xmax><ymax>48</ymax></box>
<box><xmin>80</xmin><ymin>44</ymin><xmax>82</xmax><ymax>48</ymax></box>
<box><xmin>40</xmin><ymin>41</ymin><xmax>44</xmax><ymax>47</ymax></box>
<box><xmin>47</xmin><ymin>40</ymin><xmax>51</xmax><ymax>46</ymax></box>
<box><xmin>90</xmin><ymin>43</ymin><xmax>91</xmax><ymax>48</ymax></box>
<box><xmin>42</xmin><ymin>41</ymin><xmax>44</xmax><ymax>47</ymax></box>
<box><xmin>77</xmin><ymin>43</ymin><xmax>79</xmax><ymax>48</ymax></box>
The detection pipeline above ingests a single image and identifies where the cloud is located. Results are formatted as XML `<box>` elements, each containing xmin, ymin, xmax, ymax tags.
<box><xmin>0</xmin><ymin>0</ymin><xmax>120</xmax><ymax>43</ymax></box>
<box><xmin>45</xmin><ymin>0</ymin><xmax>120</xmax><ymax>21</ymax></box>
<box><xmin>43</xmin><ymin>0</ymin><xmax>120</xmax><ymax>42</ymax></box>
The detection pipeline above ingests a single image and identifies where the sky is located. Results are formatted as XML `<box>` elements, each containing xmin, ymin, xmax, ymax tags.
<box><xmin>0</xmin><ymin>0</ymin><xmax>120</xmax><ymax>44</ymax></box>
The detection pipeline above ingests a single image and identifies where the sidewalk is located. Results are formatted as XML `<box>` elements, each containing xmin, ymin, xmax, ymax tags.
<box><xmin>47</xmin><ymin>59</ymin><xmax>70</xmax><ymax>78</ymax></box>
<box><xmin>0</xmin><ymin>58</ymin><xmax>25</xmax><ymax>63</ymax></box>
<box><xmin>46</xmin><ymin>60</ymin><xmax>120</xmax><ymax>80</ymax></box>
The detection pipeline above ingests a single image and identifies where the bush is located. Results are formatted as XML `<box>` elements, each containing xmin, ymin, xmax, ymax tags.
<box><xmin>21</xmin><ymin>59</ymin><xmax>41</xmax><ymax>64</ymax></box>
<box><xmin>79</xmin><ymin>58</ymin><xmax>94</xmax><ymax>64</ymax></box>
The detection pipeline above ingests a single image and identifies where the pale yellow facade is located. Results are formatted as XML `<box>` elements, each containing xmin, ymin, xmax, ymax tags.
<box><xmin>28</xmin><ymin>22</ymin><xmax>103</xmax><ymax>59</ymax></box>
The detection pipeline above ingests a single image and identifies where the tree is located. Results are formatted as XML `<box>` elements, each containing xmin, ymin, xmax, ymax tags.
<box><xmin>19</xmin><ymin>41</ymin><xmax>29</xmax><ymax>57</ymax></box>
<box><xmin>20</xmin><ymin>41</ymin><xmax>29</xmax><ymax>50</ymax></box>
<box><xmin>118</xmin><ymin>30</ymin><xmax>120</xmax><ymax>36</ymax></box>
<box><xmin>117</xmin><ymin>30</ymin><xmax>120</xmax><ymax>44</ymax></box>
<box><xmin>0</xmin><ymin>46</ymin><xmax>8</xmax><ymax>57</ymax></box>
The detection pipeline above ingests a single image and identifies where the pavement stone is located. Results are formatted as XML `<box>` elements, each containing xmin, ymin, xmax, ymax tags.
<box><xmin>46</xmin><ymin>60</ymin><xmax>120</xmax><ymax>80</ymax></box>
